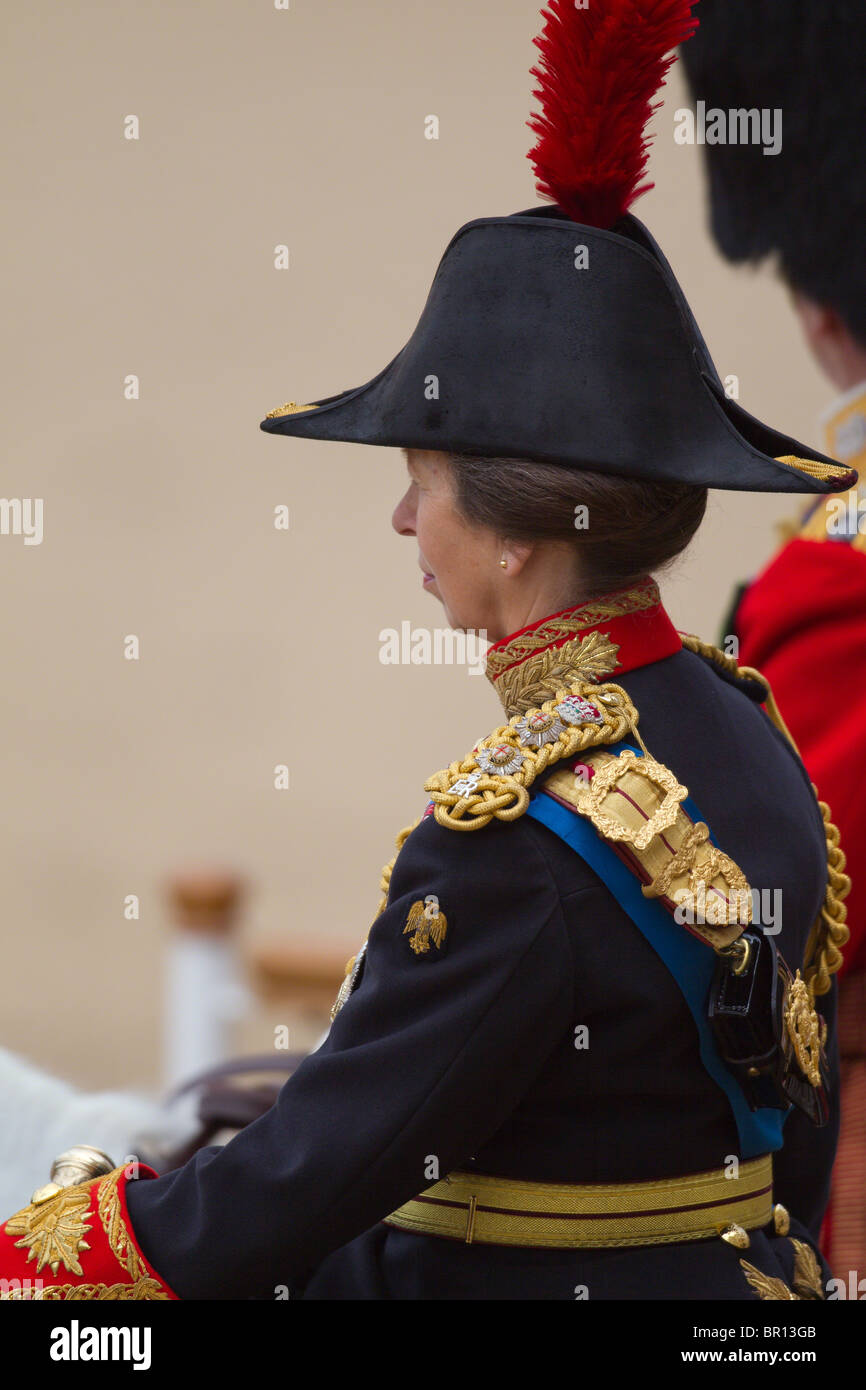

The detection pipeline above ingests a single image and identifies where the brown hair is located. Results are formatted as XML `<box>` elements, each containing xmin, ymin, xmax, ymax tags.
<box><xmin>449</xmin><ymin>454</ymin><xmax>708</xmax><ymax>599</ymax></box>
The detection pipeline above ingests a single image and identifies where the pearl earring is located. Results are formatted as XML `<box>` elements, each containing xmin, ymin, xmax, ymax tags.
<box><xmin>499</xmin><ymin>558</ymin><xmax>507</xmax><ymax>568</ymax></box>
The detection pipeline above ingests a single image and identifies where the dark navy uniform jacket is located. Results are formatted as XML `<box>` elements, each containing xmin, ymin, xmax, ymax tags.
<box><xmin>126</xmin><ymin>606</ymin><xmax>838</xmax><ymax>1301</ymax></box>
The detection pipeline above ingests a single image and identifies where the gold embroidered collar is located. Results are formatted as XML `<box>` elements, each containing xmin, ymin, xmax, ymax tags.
<box><xmin>485</xmin><ymin>577</ymin><xmax>681</xmax><ymax>717</ymax></box>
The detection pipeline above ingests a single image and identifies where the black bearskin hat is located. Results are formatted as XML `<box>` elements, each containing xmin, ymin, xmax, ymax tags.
<box><xmin>680</xmin><ymin>1</ymin><xmax>866</xmax><ymax>347</ymax></box>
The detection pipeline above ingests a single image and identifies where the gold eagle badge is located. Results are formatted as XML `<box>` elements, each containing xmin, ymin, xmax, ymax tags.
<box><xmin>403</xmin><ymin>895</ymin><xmax>448</xmax><ymax>955</ymax></box>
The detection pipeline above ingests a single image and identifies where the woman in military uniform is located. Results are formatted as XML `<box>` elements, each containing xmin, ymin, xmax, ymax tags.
<box><xmin>0</xmin><ymin>0</ymin><xmax>853</xmax><ymax>1301</ymax></box>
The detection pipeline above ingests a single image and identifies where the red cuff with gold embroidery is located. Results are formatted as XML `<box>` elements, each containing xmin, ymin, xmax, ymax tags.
<box><xmin>0</xmin><ymin>1165</ymin><xmax>178</xmax><ymax>1300</ymax></box>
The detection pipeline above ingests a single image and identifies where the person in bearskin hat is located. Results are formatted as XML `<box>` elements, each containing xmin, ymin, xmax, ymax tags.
<box><xmin>681</xmin><ymin>0</ymin><xmax>866</xmax><ymax>1288</ymax></box>
<box><xmin>0</xmin><ymin>0</ymin><xmax>853</xmax><ymax>1301</ymax></box>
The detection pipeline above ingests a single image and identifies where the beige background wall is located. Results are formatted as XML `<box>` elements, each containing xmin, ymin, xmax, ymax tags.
<box><xmin>0</xmin><ymin>2</ymin><xmax>829</xmax><ymax>1092</ymax></box>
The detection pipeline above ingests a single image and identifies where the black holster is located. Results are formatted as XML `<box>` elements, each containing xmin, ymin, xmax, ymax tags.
<box><xmin>707</xmin><ymin>930</ymin><xmax>829</xmax><ymax>1127</ymax></box>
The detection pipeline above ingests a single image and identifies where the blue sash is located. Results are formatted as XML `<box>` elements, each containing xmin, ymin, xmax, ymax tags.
<box><xmin>526</xmin><ymin>740</ymin><xmax>786</xmax><ymax>1158</ymax></box>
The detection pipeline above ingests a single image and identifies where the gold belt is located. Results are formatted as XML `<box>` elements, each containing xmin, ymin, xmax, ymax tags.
<box><xmin>384</xmin><ymin>1155</ymin><xmax>773</xmax><ymax>1249</ymax></box>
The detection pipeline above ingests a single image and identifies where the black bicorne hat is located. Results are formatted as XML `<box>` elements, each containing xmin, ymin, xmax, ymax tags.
<box><xmin>261</xmin><ymin>1</ymin><xmax>857</xmax><ymax>497</ymax></box>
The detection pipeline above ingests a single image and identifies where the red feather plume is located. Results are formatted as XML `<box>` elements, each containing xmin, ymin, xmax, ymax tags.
<box><xmin>527</xmin><ymin>0</ymin><xmax>699</xmax><ymax>228</ymax></box>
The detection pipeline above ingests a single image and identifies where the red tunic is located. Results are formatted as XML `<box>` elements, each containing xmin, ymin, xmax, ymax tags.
<box><xmin>736</xmin><ymin>388</ymin><xmax>866</xmax><ymax>1281</ymax></box>
<box><xmin>737</xmin><ymin>535</ymin><xmax>866</xmax><ymax>976</ymax></box>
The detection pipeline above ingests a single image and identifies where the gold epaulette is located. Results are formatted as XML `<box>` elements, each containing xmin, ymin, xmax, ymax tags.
<box><xmin>796</xmin><ymin>479</ymin><xmax>866</xmax><ymax>550</ymax></box>
<box><xmin>423</xmin><ymin>672</ymin><xmax>754</xmax><ymax>952</ymax></box>
<box><xmin>424</xmin><ymin>679</ymin><xmax>638</xmax><ymax>832</ymax></box>
<box><xmin>328</xmin><ymin>681</ymin><xmax>646</xmax><ymax>1016</ymax></box>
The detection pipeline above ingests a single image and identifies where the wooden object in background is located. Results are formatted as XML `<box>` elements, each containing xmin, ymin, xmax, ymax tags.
<box><xmin>164</xmin><ymin>872</ymin><xmax>250</xmax><ymax>1090</ymax></box>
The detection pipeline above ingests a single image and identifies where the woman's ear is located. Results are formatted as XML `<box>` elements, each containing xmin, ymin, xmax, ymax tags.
<box><xmin>499</xmin><ymin>540</ymin><xmax>533</xmax><ymax>576</ymax></box>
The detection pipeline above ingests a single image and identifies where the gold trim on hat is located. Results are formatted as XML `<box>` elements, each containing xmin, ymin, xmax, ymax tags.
<box><xmin>264</xmin><ymin>401</ymin><xmax>319</xmax><ymax>419</ymax></box>
<box><xmin>775</xmin><ymin>454</ymin><xmax>853</xmax><ymax>482</ymax></box>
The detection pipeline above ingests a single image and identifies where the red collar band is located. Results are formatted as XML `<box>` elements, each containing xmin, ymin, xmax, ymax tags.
<box><xmin>486</xmin><ymin>577</ymin><xmax>682</xmax><ymax>697</ymax></box>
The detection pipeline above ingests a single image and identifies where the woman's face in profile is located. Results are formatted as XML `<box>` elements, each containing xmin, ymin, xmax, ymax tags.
<box><xmin>392</xmin><ymin>449</ymin><xmax>504</xmax><ymax>636</ymax></box>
